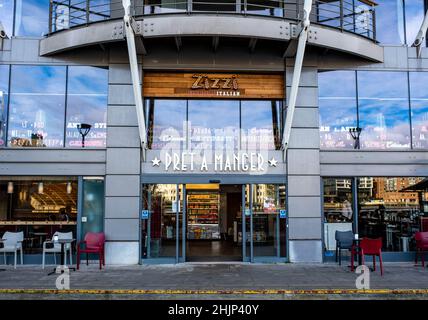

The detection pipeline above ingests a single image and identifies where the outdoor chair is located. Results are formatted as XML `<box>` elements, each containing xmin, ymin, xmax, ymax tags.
<box><xmin>335</xmin><ymin>230</ymin><xmax>354</xmax><ymax>266</ymax></box>
<box><xmin>415</xmin><ymin>231</ymin><xmax>428</xmax><ymax>267</ymax></box>
<box><xmin>0</xmin><ymin>231</ymin><xmax>24</xmax><ymax>269</ymax></box>
<box><xmin>352</xmin><ymin>237</ymin><xmax>384</xmax><ymax>276</ymax></box>
<box><xmin>42</xmin><ymin>231</ymin><xmax>73</xmax><ymax>269</ymax></box>
<box><xmin>77</xmin><ymin>232</ymin><xmax>105</xmax><ymax>270</ymax></box>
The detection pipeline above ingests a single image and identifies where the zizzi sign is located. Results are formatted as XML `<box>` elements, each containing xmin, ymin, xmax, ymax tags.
<box><xmin>191</xmin><ymin>74</ymin><xmax>240</xmax><ymax>97</ymax></box>
<box><xmin>151</xmin><ymin>152</ymin><xmax>279</xmax><ymax>173</ymax></box>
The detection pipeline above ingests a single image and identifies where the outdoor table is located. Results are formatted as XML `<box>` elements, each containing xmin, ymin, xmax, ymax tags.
<box><xmin>47</xmin><ymin>238</ymin><xmax>76</xmax><ymax>276</ymax></box>
<box><xmin>0</xmin><ymin>239</ymin><xmax>5</xmax><ymax>272</ymax></box>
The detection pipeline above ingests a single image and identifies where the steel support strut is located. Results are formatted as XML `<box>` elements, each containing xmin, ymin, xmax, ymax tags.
<box><xmin>413</xmin><ymin>10</ymin><xmax>428</xmax><ymax>58</ymax></box>
<box><xmin>282</xmin><ymin>0</ymin><xmax>313</xmax><ymax>153</ymax></box>
<box><xmin>122</xmin><ymin>0</ymin><xmax>147</xmax><ymax>151</ymax></box>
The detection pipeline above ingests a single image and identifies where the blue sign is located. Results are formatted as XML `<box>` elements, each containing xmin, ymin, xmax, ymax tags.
<box><xmin>141</xmin><ymin>210</ymin><xmax>150</xmax><ymax>220</ymax></box>
<box><xmin>279</xmin><ymin>209</ymin><xmax>287</xmax><ymax>219</ymax></box>
<box><xmin>244</xmin><ymin>208</ymin><xmax>251</xmax><ymax>216</ymax></box>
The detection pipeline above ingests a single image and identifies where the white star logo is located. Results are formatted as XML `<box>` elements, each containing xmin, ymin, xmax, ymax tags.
<box><xmin>151</xmin><ymin>157</ymin><xmax>161</xmax><ymax>167</ymax></box>
<box><xmin>268</xmin><ymin>157</ymin><xmax>278</xmax><ymax>167</ymax></box>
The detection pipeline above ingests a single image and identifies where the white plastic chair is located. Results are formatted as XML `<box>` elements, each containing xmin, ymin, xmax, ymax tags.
<box><xmin>0</xmin><ymin>231</ymin><xmax>24</xmax><ymax>269</ymax></box>
<box><xmin>42</xmin><ymin>231</ymin><xmax>73</xmax><ymax>269</ymax></box>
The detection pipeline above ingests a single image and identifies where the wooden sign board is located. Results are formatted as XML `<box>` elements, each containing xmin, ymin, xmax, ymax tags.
<box><xmin>143</xmin><ymin>73</ymin><xmax>284</xmax><ymax>99</ymax></box>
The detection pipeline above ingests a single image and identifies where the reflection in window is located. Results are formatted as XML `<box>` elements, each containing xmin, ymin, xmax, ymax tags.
<box><xmin>357</xmin><ymin>71</ymin><xmax>411</xmax><ymax>149</ymax></box>
<box><xmin>0</xmin><ymin>65</ymin><xmax>9</xmax><ymax>147</ymax></box>
<box><xmin>319</xmin><ymin>71</ymin><xmax>358</xmax><ymax>149</ymax></box>
<box><xmin>409</xmin><ymin>72</ymin><xmax>428</xmax><ymax>149</ymax></box>
<box><xmin>0</xmin><ymin>179</ymin><xmax>78</xmax><ymax>254</ymax></box>
<box><xmin>144</xmin><ymin>0</ymin><xmax>187</xmax><ymax>14</ymax></box>
<box><xmin>405</xmin><ymin>0</ymin><xmax>426</xmax><ymax>47</ymax></box>
<box><xmin>193</xmin><ymin>0</ymin><xmax>236</xmax><ymax>12</ymax></box>
<box><xmin>66</xmin><ymin>66</ymin><xmax>108</xmax><ymax>148</ymax></box>
<box><xmin>323</xmin><ymin>178</ymin><xmax>353</xmax><ymax>223</ymax></box>
<box><xmin>241</xmin><ymin>101</ymin><xmax>282</xmax><ymax>150</ymax></box>
<box><xmin>189</xmin><ymin>100</ymin><xmax>240</xmax><ymax>151</ymax></box>
<box><xmin>145</xmin><ymin>99</ymin><xmax>187</xmax><ymax>150</ymax></box>
<box><xmin>0</xmin><ymin>0</ymin><xmax>14</xmax><ymax>37</ymax></box>
<box><xmin>358</xmin><ymin>177</ymin><xmax>425</xmax><ymax>252</ymax></box>
<box><xmin>14</xmin><ymin>0</ymin><xmax>50</xmax><ymax>37</ymax></box>
<box><xmin>245</xmin><ymin>1</ymin><xmax>284</xmax><ymax>17</ymax></box>
<box><xmin>8</xmin><ymin>65</ymin><xmax>66</xmax><ymax>148</ymax></box>
<box><xmin>375</xmin><ymin>0</ymin><xmax>405</xmax><ymax>44</ymax></box>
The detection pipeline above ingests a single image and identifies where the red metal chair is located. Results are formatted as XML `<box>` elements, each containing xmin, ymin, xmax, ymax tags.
<box><xmin>77</xmin><ymin>232</ymin><xmax>105</xmax><ymax>270</ymax></box>
<box><xmin>415</xmin><ymin>232</ymin><xmax>428</xmax><ymax>267</ymax></box>
<box><xmin>351</xmin><ymin>237</ymin><xmax>383</xmax><ymax>276</ymax></box>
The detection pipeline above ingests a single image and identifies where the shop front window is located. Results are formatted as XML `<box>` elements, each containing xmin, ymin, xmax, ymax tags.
<box><xmin>0</xmin><ymin>65</ymin><xmax>9</xmax><ymax>147</ymax></box>
<box><xmin>65</xmin><ymin>66</ymin><xmax>108</xmax><ymax>148</ymax></box>
<box><xmin>319</xmin><ymin>71</ymin><xmax>358</xmax><ymax>149</ymax></box>
<box><xmin>323</xmin><ymin>178</ymin><xmax>354</xmax><ymax>251</ymax></box>
<box><xmin>357</xmin><ymin>71</ymin><xmax>411</xmax><ymax>149</ymax></box>
<box><xmin>358</xmin><ymin>177</ymin><xmax>426</xmax><ymax>252</ymax></box>
<box><xmin>14</xmin><ymin>0</ymin><xmax>50</xmax><ymax>37</ymax></box>
<box><xmin>409</xmin><ymin>72</ymin><xmax>428</xmax><ymax>149</ymax></box>
<box><xmin>8</xmin><ymin>65</ymin><xmax>67</xmax><ymax>148</ymax></box>
<box><xmin>0</xmin><ymin>0</ymin><xmax>14</xmax><ymax>37</ymax></box>
<box><xmin>0</xmin><ymin>179</ymin><xmax>78</xmax><ymax>254</ymax></box>
<box><xmin>241</xmin><ymin>101</ymin><xmax>282</xmax><ymax>151</ymax></box>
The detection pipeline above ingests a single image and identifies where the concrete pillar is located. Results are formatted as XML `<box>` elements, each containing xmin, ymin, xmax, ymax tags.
<box><xmin>286</xmin><ymin>62</ymin><xmax>323</xmax><ymax>263</ymax></box>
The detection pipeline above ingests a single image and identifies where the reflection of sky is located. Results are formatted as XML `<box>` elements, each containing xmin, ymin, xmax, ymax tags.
<box><xmin>0</xmin><ymin>0</ymin><xmax>14</xmax><ymax>36</ymax></box>
<box><xmin>319</xmin><ymin>71</ymin><xmax>357</xmax><ymax>148</ymax></box>
<box><xmin>376</xmin><ymin>0</ymin><xmax>405</xmax><ymax>45</ymax></box>
<box><xmin>358</xmin><ymin>71</ymin><xmax>410</xmax><ymax>149</ymax></box>
<box><xmin>66</xmin><ymin>67</ymin><xmax>108</xmax><ymax>148</ymax></box>
<box><xmin>405</xmin><ymin>0</ymin><xmax>425</xmax><ymax>46</ymax></box>
<box><xmin>409</xmin><ymin>72</ymin><xmax>428</xmax><ymax>148</ymax></box>
<box><xmin>14</xmin><ymin>0</ymin><xmax>49</xmax><ymax>37</ymax></box>
<box><xmin>0</xmin><ymin>65</ymin><xmax>9</xmax><ymax>145</ymax></box>
<box><xmin>241</xmin><ymin>101</ymin><xmax>276</xmax><ymax>149</ymax></box>
<box><xmin>8</xmin><ymin>66</ymin><xmax>66</xmax><ymax>147</ymax></box>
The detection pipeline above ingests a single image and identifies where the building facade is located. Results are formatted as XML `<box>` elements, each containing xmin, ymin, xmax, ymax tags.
<box><xmin>0</xmin><ymin>0</ymin><xmax>427</xmax><ymax>265</ymax></box>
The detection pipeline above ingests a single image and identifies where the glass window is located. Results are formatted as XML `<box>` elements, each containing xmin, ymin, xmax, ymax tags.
<box><xmin>14</xmin><ymin>0</ymin><xmax>49</xmax><ymax>37</ymax></box>
<box><xmin>409</xmin><ymin>72</ymin><xmax>428</xmax><ymax>149</ymax></box>
<box><xmin>405</xmin><ymin>0</ymin><xmax>426</xmax><ymax>46</ymax></box>
<box><xmin>146</xmin><ymin>99</ymin><xmax>187</xmax><ymax>150</ymax></box>
<box><xmin>0</xmin><ymin>65</ymin><xmax>9</xmax><ymax>147</ymax></box>
<box><xmin>0</xmin><ymin>179</ymin><xmax>78</xmax><ymax>254</ymax></box>
<box><xmin>144</xmin><ymin>0</ymin><xmax>187</xmax><ymax>14</ymax></box>
<box><xmin>358</xmin><ymin>177</ymin><xmax>425</xmax><ymax>252</ymax></box>
<box><xmin>66</xmin><ymin>66</ymin><xmax>108</xmax><ymax>148</ymax></box>
<box><xmin>319</xmin><ymin>71</ymin><xmax>358</xmax><ymax>149</ymax></box>
<box><xmin>188</xmin><ymin>100</ymin><xmax>240</xmax><ymax>151</ymax></box>
<box><xmin>80</xmin><ymin>178</ymin><xmax>104</xmax><ymax>240</ymax></box>
<box><xmin>241</xmin><ymin>100</ymin><xmax>282</xmax><ymax>150</ymax></box>
<box><xmin>8</xmin><ymin>65</ymin><xmax>66</xmax><ymax>148</ymax></box>
<box><xmin>0</xmin><ymin>0</ymin><xmax>14</xmax><ymax>37</ymax></box>
<box><xmin>357</xmin><ymin>71</ymin><xmax>411</xmax><ymax>149</ymax></box>
<box><xmin>245</xmin><ymin>1</ymin><xmax>284</xmax><ymax>17</ymax></box>
<box><xmin>375</xmin><ymin>0</ymin><xmax>405</xmax><ymax>45</ymax></box>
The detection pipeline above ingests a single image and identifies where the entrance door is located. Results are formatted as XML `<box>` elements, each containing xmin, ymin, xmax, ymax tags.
<box><xmin>243</xmin><ymin>184</ymin><xmax>288</xmax><ymax>262</ymax></box>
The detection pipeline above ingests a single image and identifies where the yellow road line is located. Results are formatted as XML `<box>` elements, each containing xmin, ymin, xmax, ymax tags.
<box><xmin>0</xmin><ymin>289</ymin><xmax>427</xmax><ymax>295</ymax></box>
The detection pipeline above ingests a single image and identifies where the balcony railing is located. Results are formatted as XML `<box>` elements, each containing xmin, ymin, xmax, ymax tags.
<box><xmin>49</xmin><ymin>0</ymin><xmax>376</xmax><ymax>40</ymax></box>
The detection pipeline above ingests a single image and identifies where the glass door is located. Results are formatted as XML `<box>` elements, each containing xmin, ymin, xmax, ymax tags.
<box><xmin>141</xmin><ymin>184</ymin><xmax>183</xmax><ymax>262</ymax></box>
<box><xmin>243</xmin><ymin>184</ymin><xmax>287</xmax><ymax>262</ymax></box>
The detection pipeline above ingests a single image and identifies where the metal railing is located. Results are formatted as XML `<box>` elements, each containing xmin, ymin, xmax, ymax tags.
<box><xmin>49</xmin><ymin>0</ymin><xmax>376</xmax><ymax>40</ymax></box>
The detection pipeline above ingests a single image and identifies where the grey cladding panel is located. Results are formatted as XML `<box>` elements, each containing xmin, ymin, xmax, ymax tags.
<box><xmin>105</xmin><ymin>197</ymin><xmax>140</xmax><ymax>219</ymax></box>
<box><xmin>105</xmin><ymin>218</ymin><xmax>139</xmax><ymax>241</ymax></box>
<box><xmin>105</xmin><ymin>175</ymin><xmax>140</xmax><ymax>197</ymax></box>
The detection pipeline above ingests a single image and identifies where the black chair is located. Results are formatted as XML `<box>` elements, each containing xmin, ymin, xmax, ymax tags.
<box><xmin>335</xmin><ymin>230</ymin><xmax>354</xmax><ymax>265</ymax></box>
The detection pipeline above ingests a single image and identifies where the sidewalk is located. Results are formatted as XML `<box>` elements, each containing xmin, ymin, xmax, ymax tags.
<box><xmin>0</xmin><ymin>262</ymin><xmax>427</xmax><ymax>299</ymax></box>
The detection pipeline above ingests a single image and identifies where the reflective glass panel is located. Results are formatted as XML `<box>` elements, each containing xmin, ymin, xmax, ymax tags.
<box><xmin>14</xmin><ymin>0</ymin><xmax>50</xmax><ymax>37</ymax></box>
<box><xmin>144</xmin><ymin>0</ymin><xmax>187</xmax><ymax>14</ymax></box>
<box><xmin>358</xmin><ymin>177</ymin><xmax>425</xmax><ymax>252</ymax></box>
<box><xmin>375</xmin><ymin>0</ymin><xmax>405</xmax><ymax>44</ymax></box>
<box><xmin>241</xmin><ymin>101</ymin><xmax>281</xmax><ymax>151</ymax></box>
<box><xmin>8</xmin><ymin>65</ymin><xmax>66</xmax><ymax>148</ymax></box>
<box><xmin>0</xmin><ymin>0</ymin><xmax>14</xmax><ymax>37</ymax></box>
<box><xmin>405</xmin><ymin>0</ymin><xmax>426</xmax><ymax>46</ymax></box>
<box><xmin>0</xmin><ymin>65</ymin><xmax>9</xmax><ymax>147</ymax></box>
<box><xmin>188</xmin><ymin>100</ymin><xmax>240</xmax><ymax>151</ymax></box>
<box><xmin>357</xmin><ymin>71</ymin><xmax>411</xmax><ymax>149</ymax></box>
<box><xmin>81</xmin><ymin>178</ymin><xmax>104</xmax><ymax>239</ymax></box>
<box><xmin>409</xmin><ymin>72</ymin><xmax>428</xmax><ymax>149</ymax></box>
<box><xmin>245</xmin><ymin>1</ymin><xmax>284</xmax><ymax>17</ymax></box>
<box><xmin>146</xmin><ymin>99</ymin><xmax>187</xmax><ymax>150</ymax></box>
<box><xmin>66</xmin><ymin>66</ymin><xmax>108</xmax><ymax>148</ymax></box>
<box><xmin>319</xmin><ymin>71</ymin><xmax>358</xmax><ymax>149</ymax></box>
